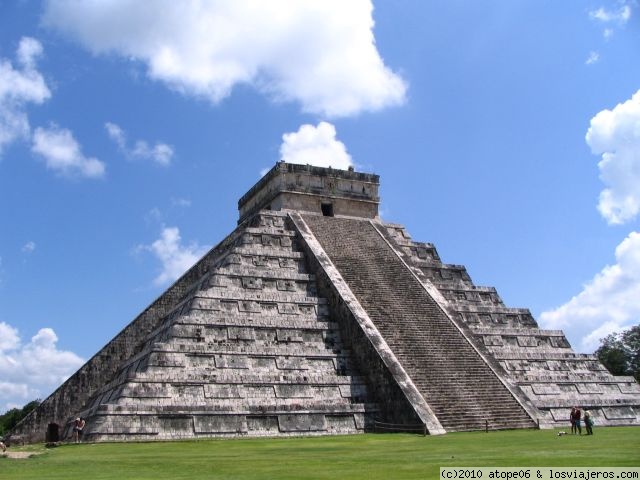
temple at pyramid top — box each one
[238,161,380,223]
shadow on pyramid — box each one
[10,162,640,443]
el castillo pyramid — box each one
[11,162,640,442]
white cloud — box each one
[32,124,106,178]
[585,51,600,65]
[16,37,45,69]
[21,241,36,254]
[139,227,209,286]
[586,89,640,225]
[0,322,84,412]
[0,322,20,351]
[589,3,632,41]
[589,4,632,24]
[280,122,353,170]
[104,121,125,149]
[43,0,406,117]
[105,121,174,166]
[540,231,640,352]
[0,37,51,155]
[132,141,173,166]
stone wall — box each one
[9,221,248,443]
[271,192,378,220]
[238,162,380,223]
[382,222,640,428]
[16,211,375,442]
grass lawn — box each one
[1,427,638,479]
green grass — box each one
[1,428,638,479]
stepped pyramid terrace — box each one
[11,162,640,442]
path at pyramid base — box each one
[10,163,640,443]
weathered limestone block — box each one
[619,381,640,393]
[275,329,304,343]
[243,385,276,398]
[246,415,279,433]
[194,415,248,434]
[325,415,356,432]
[275,385,315,398]
[278,303,298,315]
[275,357,308,370]
[215,355,250,369]
[602,407,636,420]
[278,414,326,432]
[204,385,243,399]
[227,327,255,341]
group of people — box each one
[569,406,594,435]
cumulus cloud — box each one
[31,124,106,178]
[0,322,20,351]
[0,321,84,411]
[279,122,353,170]
[138,227,209,286]
[0,37,51,155]
[42,0,406,117]
[586,89,640,225]
[105,121,174,166]
[540,231,640,352]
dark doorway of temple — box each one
[321,203,334,217]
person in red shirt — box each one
[571,407,582,435]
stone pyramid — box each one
[11,162,640,442]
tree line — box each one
[0,400,40,437]
[595,324,640,382]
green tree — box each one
[0,400,40,437]
[624,326,640,381]
[595,324,640,382]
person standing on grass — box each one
[584,410,594,435]
[570,407,577,434]
[77,417,86,442]
[72,417,85,443]
[574,407,582,435]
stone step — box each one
[303,215,535,432]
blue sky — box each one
[0,0,639,412]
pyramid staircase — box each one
[301,214,536,432]
[381,222,640,427]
